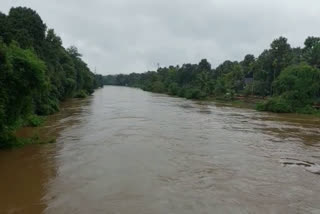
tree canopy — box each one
[0,7,104,147]
[104,36,320,114]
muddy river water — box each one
[0,86,319,214]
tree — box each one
[0,7,101,147]
[273,64,320,104]
[67,46,82,58]
[269,37,292,85]
[241,54,255,77]
[198,59,211,72]
[304,37,320,69]
[103,35,320,114]
[259,64,320,113]
[223,63,244,93]
[0,12,8,42]
[7,7,46,51]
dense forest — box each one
[104,36,320,115]
[0,7,104,147]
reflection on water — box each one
[0,86,319,214]
[0,97,93,214]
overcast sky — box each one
[1,0,320,75]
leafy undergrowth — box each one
[1,134,57,149]
[16,135,56,147]
[25,115,46,127]
[75,90,88,98]
[0,115,55,149]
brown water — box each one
[0,86,320,214]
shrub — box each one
[151,81,165,93]
[273,64,320,105]
[184,88,206,100]
[75,90,88,98]
[296,105,318,114]
[36,99,59,115]
[177,87,186,97]
[168,83,179,95]
[224,90,235,101]
[25,115,45,127]
[0,128,17,148]
[256,97,293,113]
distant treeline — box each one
[0,7,104,147]
[104,36,320,114]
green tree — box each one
[304,37,320,69]
[6,7,46,51]
[269,37,293,92]
[259,64,320,113]
[0,7,101,147]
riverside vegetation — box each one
[104,37,320,115]
[0,7,104,148]
[1,7,320,148]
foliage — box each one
[257,64,320,112]
[75,90,88,98]
[273,64,320,104]
[256,97,294,113]
[25,115,45,127]
[104,36,320,114]
[0,7,102,148]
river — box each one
[0,86,319,214]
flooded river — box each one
[0,86,320,214]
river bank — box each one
[6,97,93,149]
[8,86,320,151]
[136,86,320,117]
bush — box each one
[141,84,152,92]
[176,87,184,97]
[184,88,206,100]
[256,97,293,113]
[0,128,17,149]
[257,64,320,114]
[25,115,45,127]
[75,90,88,98]
[168,83,179,95]
[36,99,59,115]
[273,64,320,105]
[151,81,165,93]
[296,105,318,114]
[243,83,254,96]
[224,90,235,101]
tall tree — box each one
[7,7,46,52]
[304,37,320,69]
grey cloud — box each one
[1,0,320,74]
